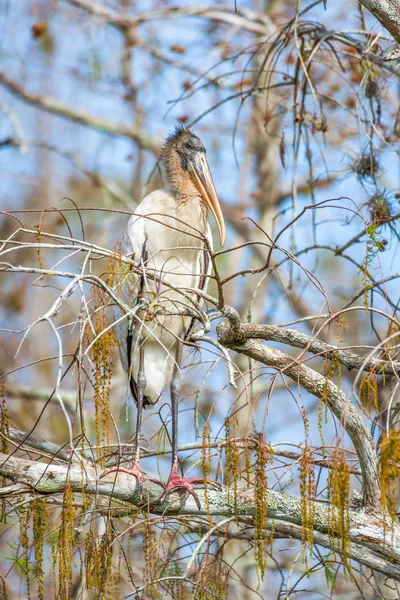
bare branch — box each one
[64,0,274,35]
[238,322,400,376]
[0,452,399,580]
[217,320,380,510]
[0,69,158,148]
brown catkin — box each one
[328,445,352,577]
[299,445,316,553]
[379,430,400,518]
[32,497,47,600]
[225,416,240,520]
[254,434,273,581]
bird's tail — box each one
[128,374,155,410]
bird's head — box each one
[161,126,226,246]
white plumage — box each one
[114,190,212,406]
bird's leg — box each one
[160,342,220,510]
[104,344,160,495]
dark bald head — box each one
[162,126,206,173]
[159,127,226,245]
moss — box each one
[368,192,392,225]
[349,152,381,181]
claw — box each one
[159,458,221,510]
[101,455,163,497]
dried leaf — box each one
[31,22,47,39]
[170,45,185,54]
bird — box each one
[108,126,225,507]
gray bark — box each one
[0,452,399,580]
[360,0,400,46]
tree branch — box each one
[237,322,400,376]
[360,0,400,46]
[0,69,158,149]
[0,452,398,579]
[217,321,381,510]
[64,0,273,35]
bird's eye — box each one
[184,142,193,150]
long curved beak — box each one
[189,153,226,247]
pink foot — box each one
[160,459,221,510]
[102,456,162,496]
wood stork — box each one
[109,126,225,507]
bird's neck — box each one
[176,192,208,234]
[160,156,208,233]
[161,158,196,199]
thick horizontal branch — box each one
[0,452,399,580]
[0,69,158,149]
[217,319,380,510]
[239,323,400,376]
